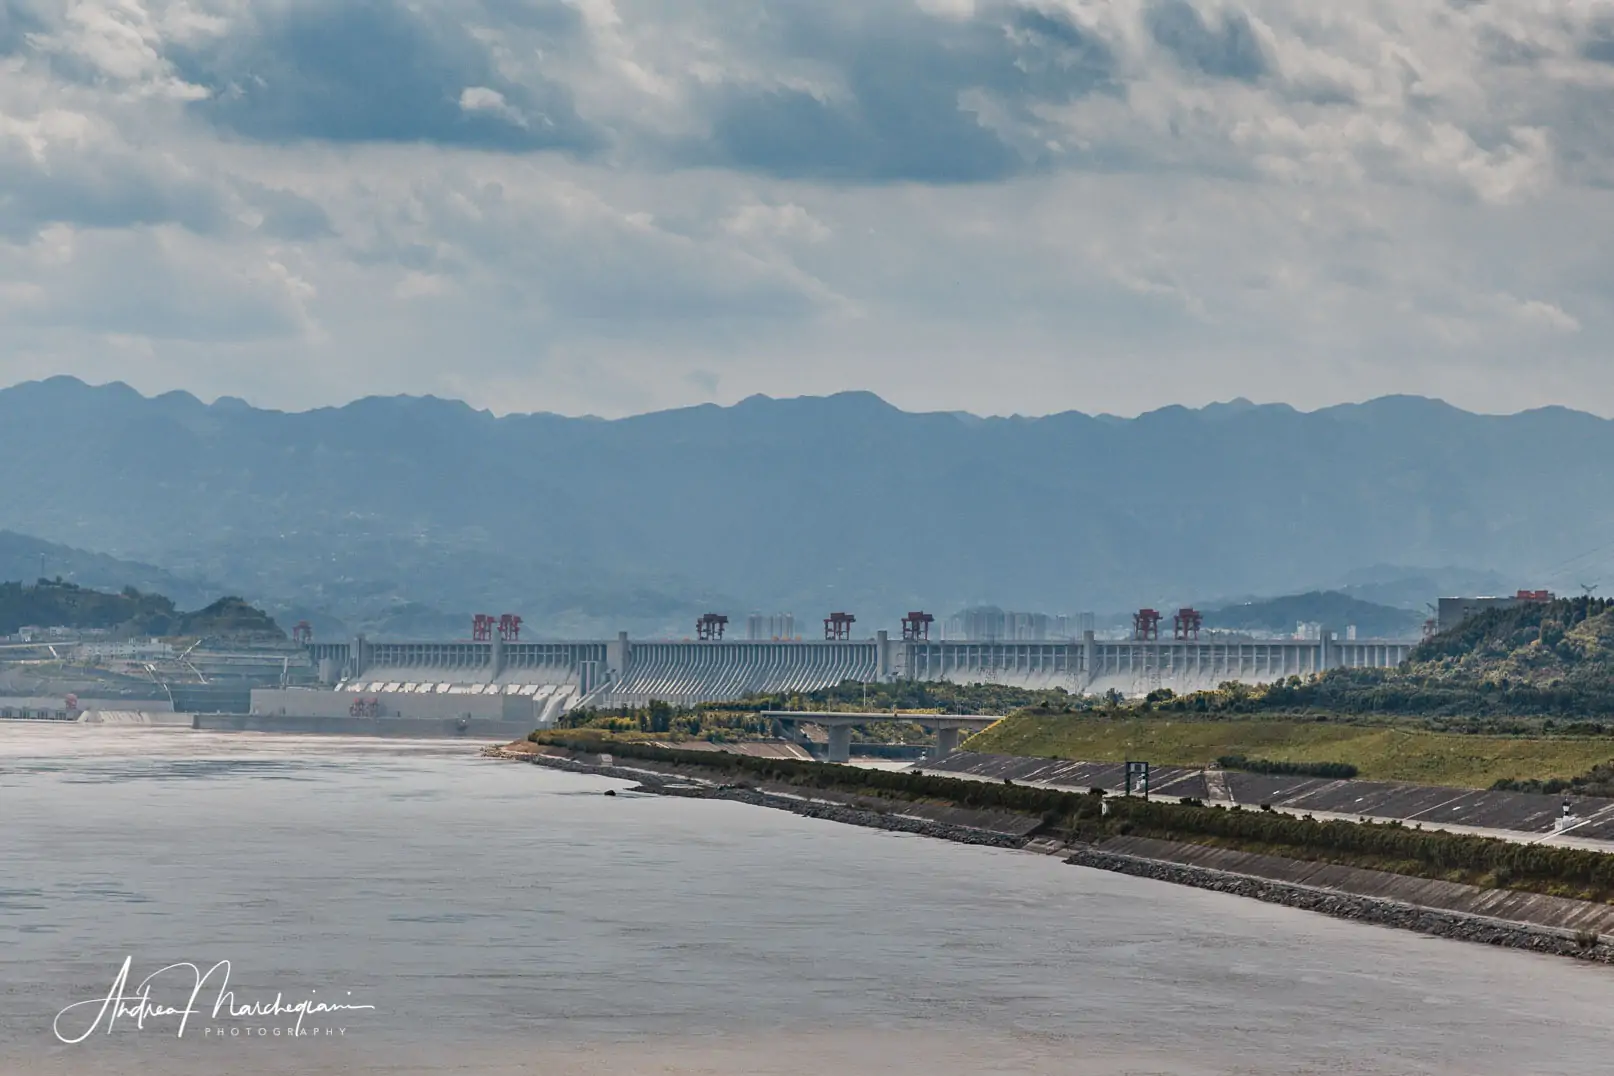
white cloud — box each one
[723,202,830,243]
[0,0,1612,418]
[458,86,525,127]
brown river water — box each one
[1,724,1610,1075]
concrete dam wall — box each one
[297,629,1414,713]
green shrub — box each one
[1218,755,1359,780]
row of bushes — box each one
[1106,796,1614,893]
[1216,755,1359,779]
[1492,760,1614,798]
[536,731,1614,894]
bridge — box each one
[763,710,1001,763]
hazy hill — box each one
[0,580,281,640]
[0,531,216,609]
[1204,591,1423,638]
[174,596,285,643]
[0,377,1609,638]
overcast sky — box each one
[2,0,1612,418]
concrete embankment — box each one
[495,745,1614,964]
[1063,837,1614,963]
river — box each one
[1,724,1611,1075]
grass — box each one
[966,714,1614,789]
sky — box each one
[2,0,1613,418]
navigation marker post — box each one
[1125,760,1150,800]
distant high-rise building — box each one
[746,612,797,640]
[946,607,1057,641]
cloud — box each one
[170,0,599,151]
[1145,0,1268,81]
[1,0,1614,421]
[0,223,313,341]
[0,99,230,239]
[683,3,1117,182]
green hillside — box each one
[1148,597,1614,719]
[1233,596,1614,716]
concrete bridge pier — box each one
[934,726,961,758]
[827,725,852,764]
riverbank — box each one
[492,742,1614,964]
[489,743,1029,846]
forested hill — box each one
[1239,597,1614,717]
[0,580,284,641]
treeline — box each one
[552,681,1043,744]
[533,732,1614,898]
[732,680,1073,716]
[1148,669,1614,719]
[556,700,775,741]
[1216,755,1358,779]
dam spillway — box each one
[286,630,1415,720]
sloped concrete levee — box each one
[1092,835,1614,938]
[927,751,1614,843]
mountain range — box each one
[0,377,1608,639]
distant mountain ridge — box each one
[0,376,1609,637]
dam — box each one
[263,628,1415,727]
